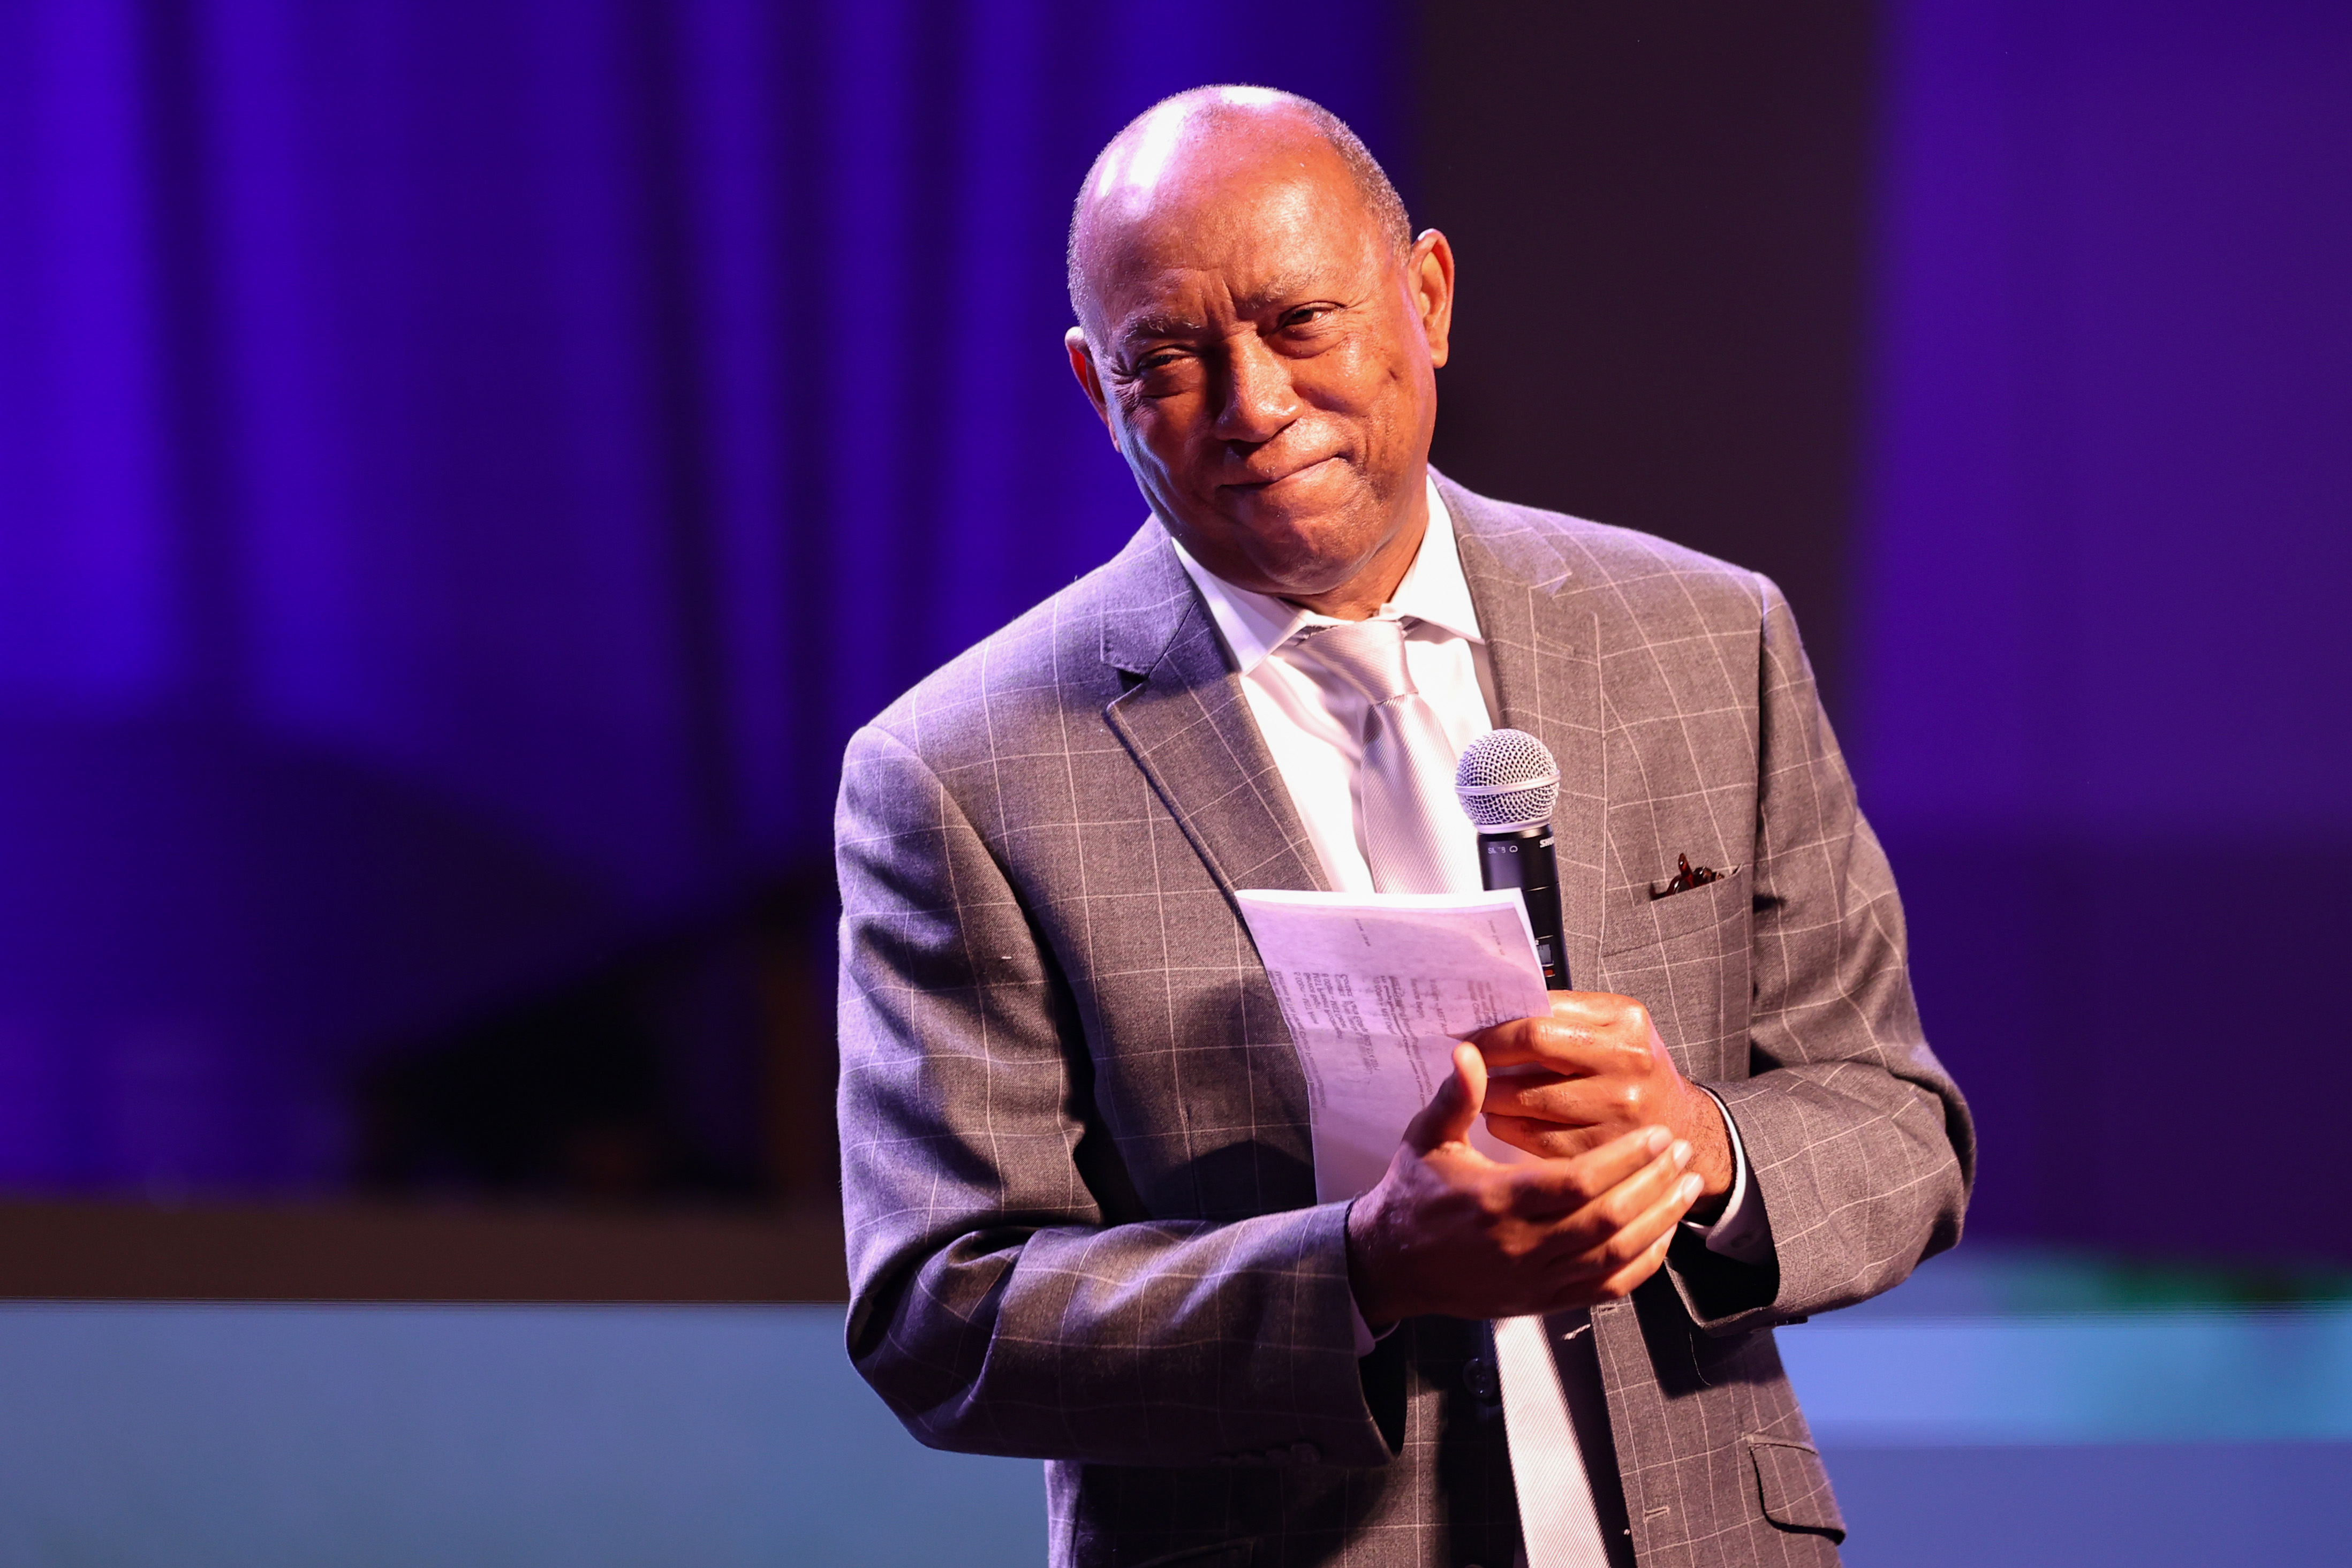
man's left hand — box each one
[1472,993,1736,1224]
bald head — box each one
[1056,84,1455,622]
[1067,87,1410,333]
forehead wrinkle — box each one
[1106,254,1357,350]
[1230,268,1338,314]
[1114,310,1207,350]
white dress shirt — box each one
[1173,480,1499,895]
[1170,476,1772,1564]
[1171,476,1767,1258]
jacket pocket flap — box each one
[1601,864,1744,954]
[1747,1438,1846,1541]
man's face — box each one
[1068,123,1453,607]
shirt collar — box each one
[1169,475,1485,676]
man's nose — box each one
[1211,334,1300,444]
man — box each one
[836,86,1970,1568]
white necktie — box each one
[1297,617,1459,895]
[1496,1315,1612,1567]
[1303,620,1611,1568]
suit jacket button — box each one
[1289,1441,1320,1465]
[1462,1356,1500,1403]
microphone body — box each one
[1455,729,1570,990]
[1477,823,1566,989]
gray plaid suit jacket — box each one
[835,475,1973,1568]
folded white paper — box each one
[1234,889,1555,1203]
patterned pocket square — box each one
[1650,853,1737,899]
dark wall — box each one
[1413,1,1879,709]
[1418,1,2352,1268]
[1422,1,2352,1267]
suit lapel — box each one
[1442,475,1608,987]
[1098,527,1327,901]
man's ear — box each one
[1064,327,1120,445]
[1408,229,1456,369]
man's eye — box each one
[1125,352,1205,393]
[1281,305,1335,329]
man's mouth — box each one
[1226,455,1339,491]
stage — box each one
[0,1245,2340,1566]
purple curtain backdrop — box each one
[1855,0,2352,1259]
[3,0,2344,1266]
[0,0,1401,1193]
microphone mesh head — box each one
[1455,729,1561,831]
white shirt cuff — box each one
[1343,1198,1403,1357]
[1684,1087,1773,1267]
[1348,1297,1381,1357]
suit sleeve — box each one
[833,721,1396,1467]
[1670,577,1976,1332]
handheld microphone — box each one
[1455,729,1568,989]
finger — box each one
[1516,1143,1690,1247]
[1605,1173,1703,1283]
[1479,1113,1609,1163]
[1579,1147,1698,1235]
[1489,1084,1680,1162]
[1543,990,1642,1026]
[1538,1220,1677,1313]
[1476,1012,1653,1076]
[1465,994,1610,1061]
[1404,1042,1487,1154]
[1479,1076,1569,1118]
[1592,1221,1678,1299]
[1483,1075,1627,1126]
[1557,1169,1702,1281]
[1474,1022,1599,1073]
[1481,1112,1647,1165]
[1500,1123,1672,1214]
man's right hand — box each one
[1344,1042,1702,1325]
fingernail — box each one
[1678,1174,1702,1202]
[1670,1140,1692,1170]
[1645,1127,1672,1155]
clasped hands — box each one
[1344,992,1734,1326]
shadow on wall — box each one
[0,711,838,1206]
[355,876,839,1208]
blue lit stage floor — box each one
[1787,1247,2352,1565]
[0,1246,2343,1567]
